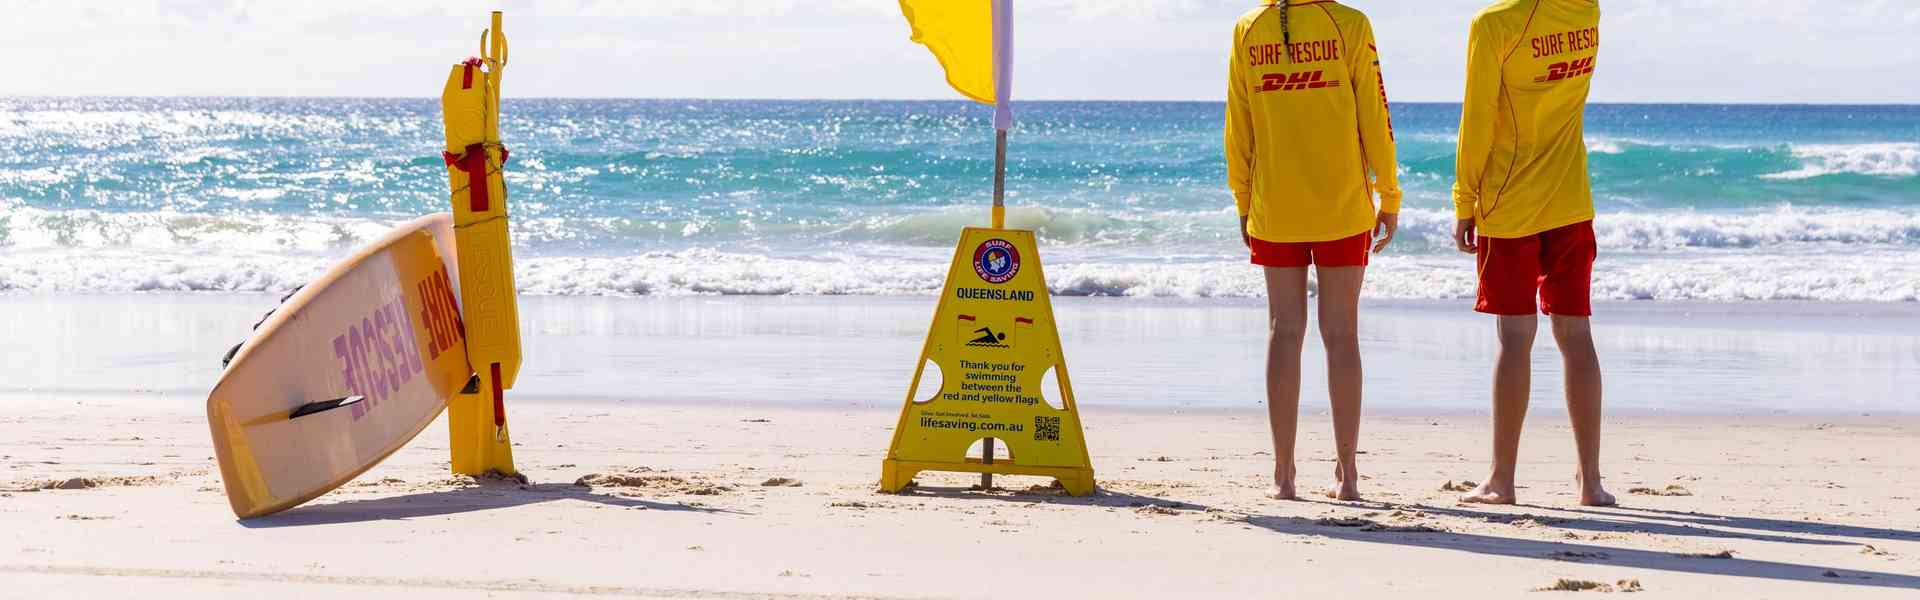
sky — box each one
[4,0,1918,103]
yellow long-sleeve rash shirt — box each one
[1452,0,1600,239]
[1226,0,1401,244]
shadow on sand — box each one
[1560,504,1920,544]
[890,483,1215,512]
[1396,503,1882,547]
[240,481,742,528]
[1239,499,1919,590]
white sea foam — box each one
[1762,143,1920,180]
[5,246,1915,303]
[0,249,331,294]
[5,205,1919,257]
[4,203,1918,302]
[1590,206,1920,248]
[0,205,393,253]
[1384,206,1920,251]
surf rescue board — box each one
[207,213,476,518]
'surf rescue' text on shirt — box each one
[1249,38,1342,66]
[1531,27,1598,59]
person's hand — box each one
[1371,211,1398,253]
[1240,215,1251,248]
[1453,218,1479,253]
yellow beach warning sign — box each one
[881,227,1095,495]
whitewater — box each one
[1,98,1916,302]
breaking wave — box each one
[5,205,1918,256]
[1760,143,1920,180]
[4,244,1916,303]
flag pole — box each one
[992,130,1007,230]
[981,0,1015,489]
[988,0,1013,230]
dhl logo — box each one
[1535,57,1596,83]
[1257,71,1343,93]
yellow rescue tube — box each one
[440,11,521,476]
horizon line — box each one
[6,94,1920,107]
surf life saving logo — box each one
[972,239,1021,284]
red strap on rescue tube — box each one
[460,57,483,89]
[440,144,509,212]
[440,143,493,212]
[463,143,490,212]
[489,362,506,428]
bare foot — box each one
[1324,463,1361,501]
[1460,480,1516,504]
[1324,482,1361,501]
[1578,475,1616,506]
[1266,464,1297,500]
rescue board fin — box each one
[288,395,367,420]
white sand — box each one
[3,399,1917,598]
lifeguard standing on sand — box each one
[1450,0,1614,506]
[1226,0,1401,501]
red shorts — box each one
[1250,231,1371,268]
[1475,220,1596,316]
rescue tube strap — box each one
[489,362,506,429]
[441,143,510,213]
[452,214,509,231]
[460,57,482,89]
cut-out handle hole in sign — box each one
[965,437,1015,462]
[913,358,942,405]
[1039,365,1066,411]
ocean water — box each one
[2,98,1917,302]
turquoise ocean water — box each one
[2,98,1916,301]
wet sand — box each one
[6,294,1919,414]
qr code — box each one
[1033,415,1061,442]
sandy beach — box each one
[4,395,1917,598]
[6,3,1920,597]
[3,295,1917,598]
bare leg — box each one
[1315,265,1366,501]
[1263,267,1309,500]
[1463,314,1537,504]
[1552,316,1615,506]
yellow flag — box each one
[900,0,994,105]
